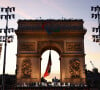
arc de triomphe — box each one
[16,19,86,85]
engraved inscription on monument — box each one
[66,42,82,51]
[20,42,35,51]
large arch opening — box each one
[41,50,60,82]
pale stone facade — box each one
[16,19,86,84]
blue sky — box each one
[0,0,100,81]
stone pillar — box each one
[16,54,41,84]
[61,54,86,84]
[61,37,86,84]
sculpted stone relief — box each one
[66,42,82,51]
[21,59,32,78]
[19,42,35,51]
[70,59,81,79]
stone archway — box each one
[41,49,60,81]
[16,19,86,85]
[39,42,62,82]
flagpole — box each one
[49,48,51,54]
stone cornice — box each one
[60,53,85,57]
[16,19,87,37]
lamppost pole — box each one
[2,7,8,90]
[0,7,15,90]
[91,5,100,45]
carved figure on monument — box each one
[21,59,32,78]
[70,59,80,78]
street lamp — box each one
[91,5,100,45]
[0,6,15,90]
